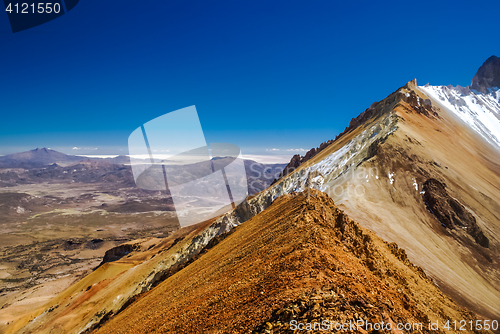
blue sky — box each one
[0,0,499,160]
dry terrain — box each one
[93,191,485,333]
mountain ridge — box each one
[0,148,84,167]
[222,62,500,318]
[94,190,482,334]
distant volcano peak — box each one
[471,55,500,93]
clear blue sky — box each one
[0,0,498,157]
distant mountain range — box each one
[0,148,287,195]
[0,147,132,168]
[0,147,84,167]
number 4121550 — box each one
[5,3,62,14]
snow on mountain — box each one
[258,102,402,206]
[420,85,500,150]
[306,116,397,194]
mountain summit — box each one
[0,148,84,167]
[471,55,500,93]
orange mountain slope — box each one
[94,190,484,334]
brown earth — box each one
[93,190,483,334]
[3,215,221,334]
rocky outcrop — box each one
[85,239,104,250]
[471,55,500,93]
[422,179,489,248]
[276,139,334,180]
[399,89,437,117]
[99,243,141,265]
[63,239,83,251]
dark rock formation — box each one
[63,239,83,251]
[471,55,500,93]
[99,243,141,266]
[422,179,489,248]
[400,89,437,117]
[275,139,334,181]
[85,238,104,250]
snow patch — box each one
[388,172,395,185]
[420,85,500,150]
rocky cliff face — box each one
[99,243,141,265]
[277,139,334,180]
[422,178,489,248]
[471,55,500,93]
